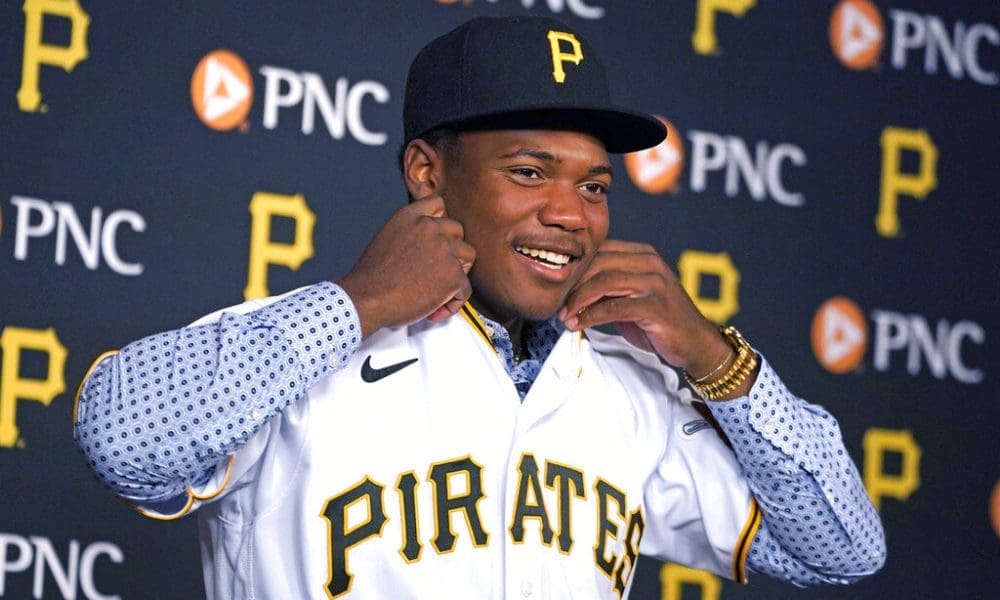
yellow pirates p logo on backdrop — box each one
[18,0,91,112]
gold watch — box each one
[683,326,759,401]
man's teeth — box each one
[515,246,571,267]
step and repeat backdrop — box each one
[1,0,997,598]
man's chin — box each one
[518,307,561,323]
[511,294,570,323]
[468,293,565,326]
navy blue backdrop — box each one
[1,1,998,598]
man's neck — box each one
[488,314,525,357]
[504,319,525,360]
[468,299,526,352]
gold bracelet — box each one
[691,346,735,383]
[683,326,759,401]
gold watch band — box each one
[683,326,759,401]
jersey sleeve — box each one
[639,382,760,582]
[702,357,886,585]
[72,281,361,515]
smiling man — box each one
[74,15,885,600]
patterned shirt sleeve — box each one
[702,358,886,585]
[73,281,361,503]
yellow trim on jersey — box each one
[732,497,762,584]
[460,303,496,354]
[574,330,583,377]
[73,349,119,424]
[127,455,236,521]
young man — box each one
[74,16,885,599]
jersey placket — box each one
[460,305,600,597]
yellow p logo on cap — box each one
[547,31,583,83]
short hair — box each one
[397,127,462,178]
[421,127,461,162]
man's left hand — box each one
[558,239,731,378]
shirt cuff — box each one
[700,356,833,475]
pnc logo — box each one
[191,49,254,131]
[829,2,999,85]
[10,195,147,276]
[623,117,808,207]
[812,296,868,374]
[624,117,684,195]
[829,0,884,70]
[188,50,389,145]
[811,296,985,384]
[434,0,606,20]
[0,532,123,599]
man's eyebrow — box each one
[588,165,613,177]
[498,148,559,162]
[498,148,614,177]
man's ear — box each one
[403,139,445,202]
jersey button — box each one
[329,354,341,368]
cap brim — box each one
[427,106,666,154]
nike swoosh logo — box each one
[361,355,418,383]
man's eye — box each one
[582,183,607,195]
[511,168,541,178]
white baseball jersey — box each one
[135,296,757,599]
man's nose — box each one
[538,183,587,231]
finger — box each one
[581,245,664,278]
[454,240,476,274]
[427,297,466,322]
[563,271,664,320]
[563,244,672,318]
[595,239,658,256]
[426,304,454,322]
[426,278,472,322]
[433,215,465,240]
[570,294,661,331]
[569,243,664,293]
[559,265,619,321]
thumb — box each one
[426,297,466,322]
[412,194,447,217]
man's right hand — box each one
[336,196,476,339]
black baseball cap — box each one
[403,16,666,153]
